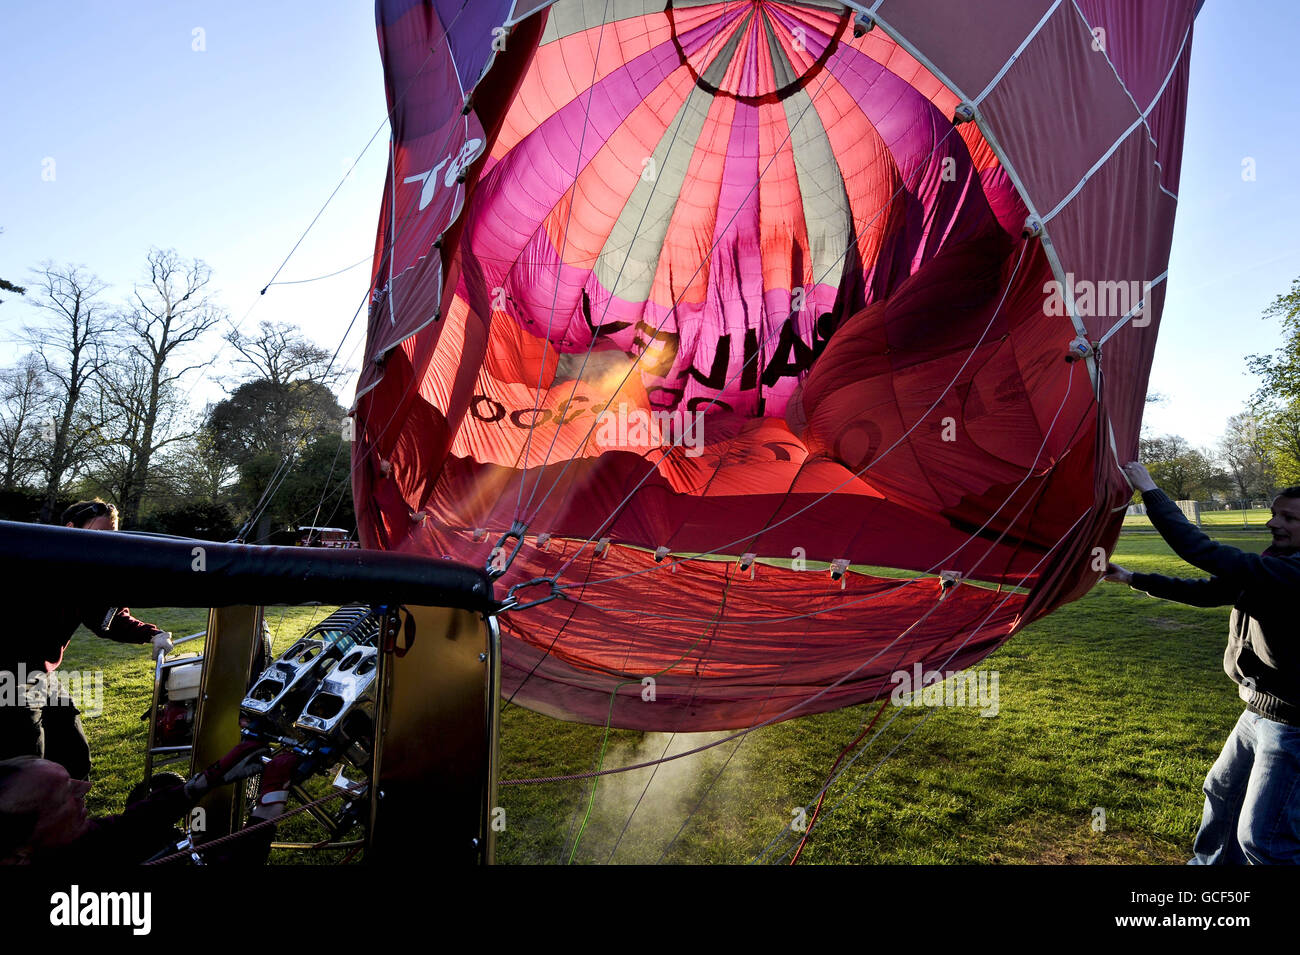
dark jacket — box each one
[34,783,273,865]
[4,605,162,675]
[1130,489,1300,726]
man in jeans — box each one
[1106,462,1300,863]
[0,500,173,779]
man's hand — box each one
[252,750,303,821]
[184,740,270,800]
[151,631,174,662]
[1121,461,1157,492]
[1103,562,1134,585]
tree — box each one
[1140,433,1220,500]
[153,421,239,506]
[207,378,345,468]
[1256,405,1300,486]
[87,353,193,524]
[0,353,50,491]
[212,321,350,540]
[208,379,346,541]
[0,277,25,307]
[98,248,225,526]
[225,320,344,394]
[234,432,354,541]
[1218,412,1275,503]
[1246,277,1300,484]
[23,263,114,522]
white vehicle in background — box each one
[296,526,358,549]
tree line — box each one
[1142,277,1300,505]
[0,250,354,541]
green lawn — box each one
[66,529,1262,864]
[1123,507,1273,529]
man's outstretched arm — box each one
[1121,462,1300,589]
[1107,562,1239,607]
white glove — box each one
[151,631,174,661]
[184,742,271,800]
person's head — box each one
[1265,487,1300,553]
[61,499,118,531]
[0,757,92,863]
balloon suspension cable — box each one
[564,566,734,863]
[486,519,530,578]
[263,253,374,288]
[258,12,471,297]
[194,28,451,424]
[246,80,480,539]
[231,2,495,537]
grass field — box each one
[64,526,1270,864]
[1123,506,1273,529]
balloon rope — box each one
[563,566,734,862]
[242,0,507,535]
[259,0,486,296]
[263,253,374,288]
[790,697,891,864]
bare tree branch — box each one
[22,262,114,521]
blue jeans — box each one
[1190,710,1300,864]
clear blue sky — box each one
[1,1,1297,447]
